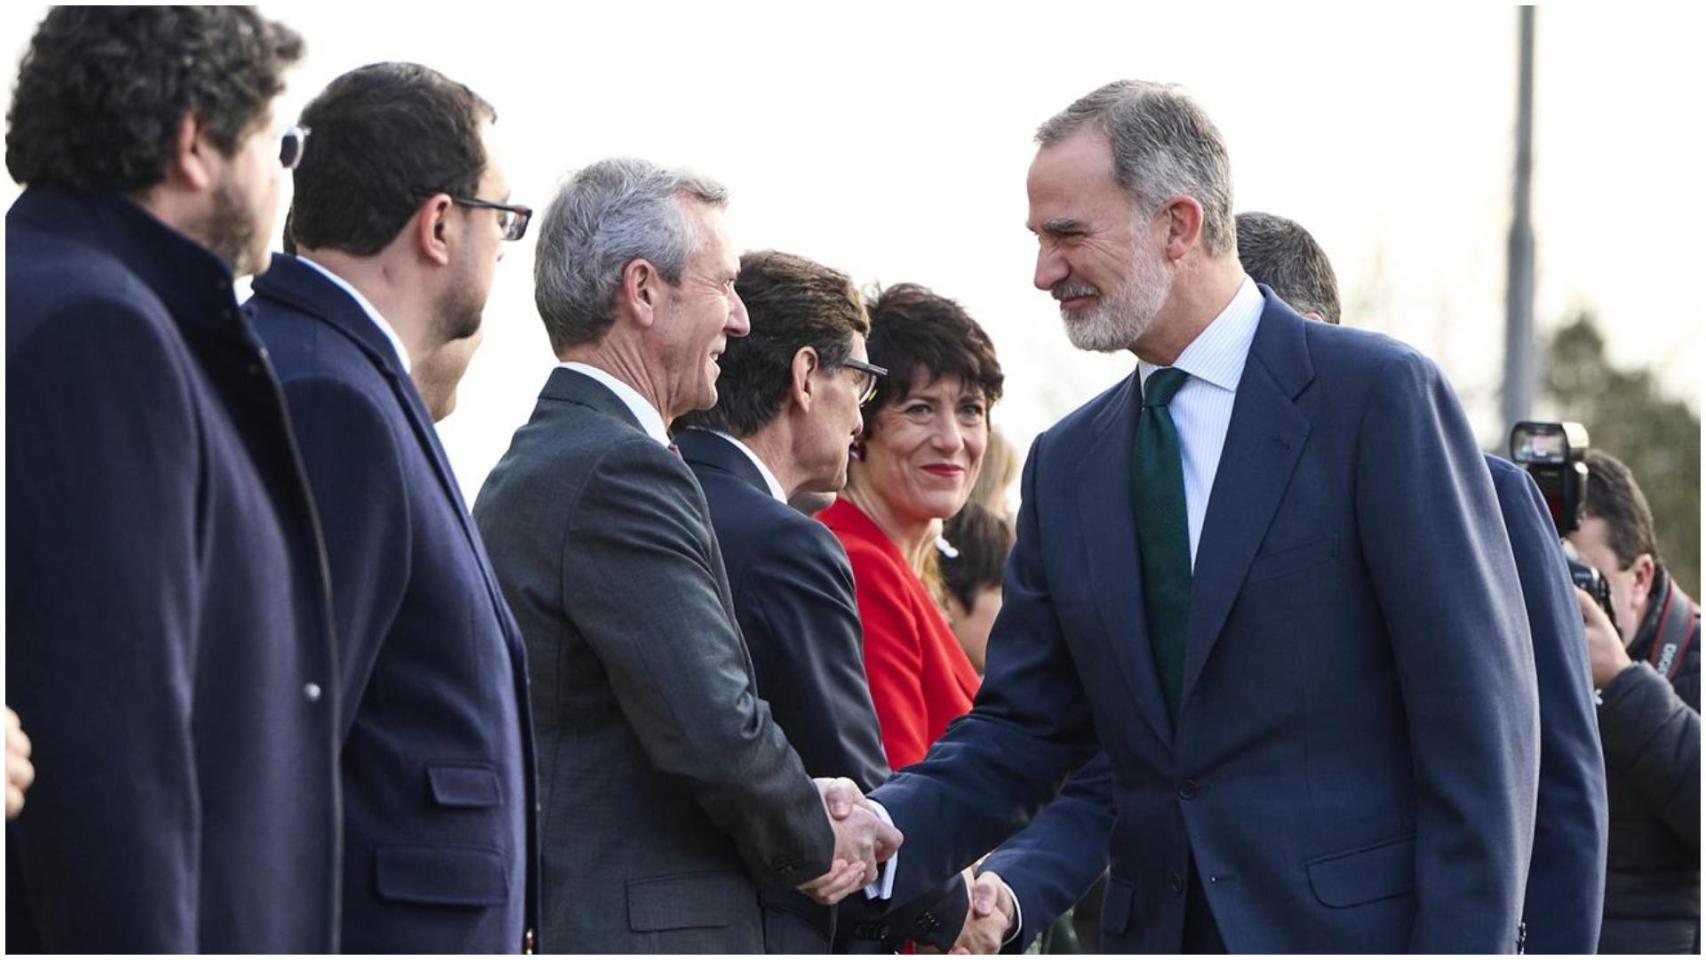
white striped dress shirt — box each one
[1136,275,1265,569]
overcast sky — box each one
[3,3,1700,503]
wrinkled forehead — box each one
[1026,131,1127,221]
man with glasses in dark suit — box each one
[245,62,537,954]
[672,250,949,952]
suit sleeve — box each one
[846,549,935,769]
[1599,662,1700,853]
[1493,463,1608,953]
[6,300,205,950]
[743,519,890,792]
[1353,350,1539,952]
[277,375,412,735]
[978,752,1115,952]
[559,438,833,887]
[873,437,1101,906]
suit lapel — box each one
[539,365,647,433]
[1074,371,1174,749]
[254,256,526,652]
[1179,297,1314,711]
[676,429,768,496]
[253,254,410,381]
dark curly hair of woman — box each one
[5,6,303,193]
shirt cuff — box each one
[1003,881,1023,947]
[863,799,897,900]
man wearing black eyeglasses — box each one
[243,63,537,953]
[5,7,341,953]
[671,250,922,950]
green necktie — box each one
[1133,366,1191,722]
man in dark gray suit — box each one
[474,158,899,953]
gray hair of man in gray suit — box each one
[534,157,729,355]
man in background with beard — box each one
[6,7,341,952]
[244,63,538,953]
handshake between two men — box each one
[798,777,903,905]
[802,777,1019,955]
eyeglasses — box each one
[279,125,310,170]
[835,357,888,406]
[410,189,533,241]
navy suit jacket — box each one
[678,428,975,952]
[6,189,341,951]
[677,430,889,794]
[977,458,1608,953]
[246,254,537,953]
[873,290,1540,953]
[1486,455,1608,952]
[678,429,889,950]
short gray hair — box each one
[533,157,729,352]
[1037,80,1235,257]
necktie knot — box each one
[1142,367,1189,408]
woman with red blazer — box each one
[819,282,1004,770]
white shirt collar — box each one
[557,361,671,447]
[294,254,412,374]
[701,430,787,502]
[1138,274,1264,392]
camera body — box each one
[1565,547,1616,632]
[1509,421,1619,637]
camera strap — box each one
[1645,584,1699,681]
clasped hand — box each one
[795,777,903,905]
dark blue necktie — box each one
[1133,367,1192,722]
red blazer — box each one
[819,499,980,770]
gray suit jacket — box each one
[473,366,834,952]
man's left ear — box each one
[413,194,455,267]
[791,346,819,411]
[1161,195,1205,261]
[1632,553,1658,596]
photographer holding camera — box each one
[1566,449,1699,954]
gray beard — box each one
[1061,251,1169,353]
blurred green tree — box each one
[1543,313,1700,597]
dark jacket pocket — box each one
[1246,536,1339,585]
[375,844,509,906]
[627,870,754,932]
[1101,876,1135,935]
[1305,834,1416,907]
[426,762,501,808]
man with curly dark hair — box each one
[5,7,341,953]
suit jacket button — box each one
[1178,780,1198,800]
[303,682,322,702]
[1168,871,1184,895]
